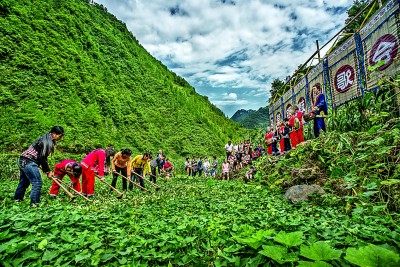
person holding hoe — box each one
[130,152,151,190]
[81,147,115,197]
[49,160,82,197]
[14,126,65,206]
[111,148,132,191]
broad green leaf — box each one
[75,250,91,263]
[273,231,304,247]
[258,245,298,264]
[300,241,341,261]
[330,166,344,178]
[233,230,274,249]
[38,239,48,250]
[362,191,379,197]
[90,241,103,250]
[298,261,332,267]
[367,125,381,134]
[381,179,400,186]
[372,205,387,212]
[118,257,127,264]
[366,137,385,146]
[42,250,58,261]
[345,244,400,266]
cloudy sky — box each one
[94,0,354,117]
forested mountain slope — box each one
[0,0,246,157]
[231,107,269,129]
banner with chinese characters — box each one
[306,61,325,109]
[282,89,293,118]
[360,0,399,91]
[293,77,308,113]
[327,37,362,108]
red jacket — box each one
[54,159,80,178]
[296,110,303,126]
[81,149,106,176]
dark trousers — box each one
[314,118,326,137]
[14,157,43,206]
[283,138,292,152]
[150,167,157,183]
[131,168,145,190]
[111,166,127,191]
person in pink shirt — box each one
[222,159,230,181]
[81,147,115,197]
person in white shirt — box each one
[203,157,210,177]
[224,141,233,159]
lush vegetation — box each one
[0,0,247,158]
[1,0,399,266]
[231,107,270,129]
[0,176,399,266]
[231,109,256,124]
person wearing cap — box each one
[14,126,65,206]
[49,159,82,197]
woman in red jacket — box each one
[264,127,274,155]
[81,147,115,197]
[288,110,299,148]
[294,105,305,143]
[49,160,82,196]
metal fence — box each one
[269,0,399,126]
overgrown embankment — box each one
[256,118,400,212]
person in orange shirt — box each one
[111,148,132,191]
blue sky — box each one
[94,0,355,117]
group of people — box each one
[183,140,264,182]
[184,156,218,178]
[265,83,328,155]
[13,126,173,206]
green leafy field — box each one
[1,176,399,266]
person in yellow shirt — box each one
[111,148,132,191]
[130,152,151,190]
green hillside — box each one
[0,0,247,157]
[231,107,269,129]
[231,109,255,123]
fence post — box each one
[322,58,333,112]
[354,31,366,95]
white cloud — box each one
[94,0,354,116]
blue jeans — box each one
[131,168,145,190]
[14,157,43,206]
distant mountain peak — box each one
[231,107,269,129]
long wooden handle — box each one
[114,172,151,193]
[148,172,166,181]
[56,178,91,201]
[132,171,161,189]
[95,174,123,198]
[51,177,76,199]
